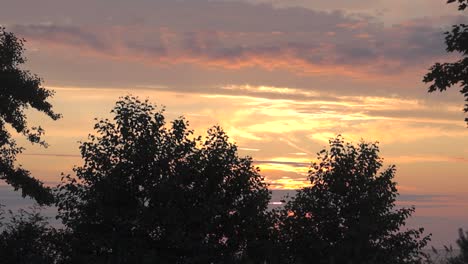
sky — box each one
[1,0,468,247]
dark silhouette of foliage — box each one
[448,0,468,10]
[0,207,66,264]
[425,245,456,264]
[56,96,272,263]
[423,1,468,125]
[277,136,430,264]
[0,27,61,205]
[446,229,468,264]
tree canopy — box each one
[0,207,65,264]
[277,137,430,264]
[448,0,468,10]
[445,229,468,264]
[56,96,272,263]
[0,27,61,205]
[423,0,468,125]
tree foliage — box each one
[423,0,468,125]
[446,229,468,264]
[0,27,60,204]
[448,0,468,10]
[0,207,65,264]
[56,96,272,263]
[277,137,430,264]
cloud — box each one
[13,24,107,51]
[239,0,463,25]
[7,0,462,79]
[254,160,310,167]
[20,153,81,158]
[198,87,467,146]
[387,155,468,164]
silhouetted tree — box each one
[0,27,61,205]
[0,207,66,264]
[423,0,468,125]
[448,0,468,10]
[277,136,430,264]
[447,229,468,264]
[56,96,272,263]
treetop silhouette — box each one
[448,0,468,10]
[277,136,430,264]
[56,95,272,263]
[0,27,61,205]
[423,0,468,125]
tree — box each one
[446,228,468,264]
[0,27,61,205]
[448,0,468,10]
[423,0,468,125]
[277,136,430,264]
[0,207,66,264]
[56,96,272,263]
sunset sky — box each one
[1,0,468,247]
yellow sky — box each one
[11,84,467,195]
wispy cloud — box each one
[198,87,466,148]
[388,155,468,164]
[21,153,80,158]
[7,0,462,79]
